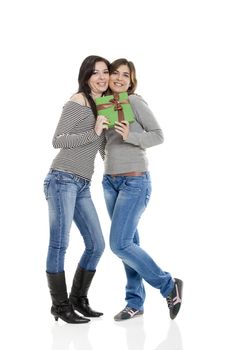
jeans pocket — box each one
[43,174,52,200]
[43,180,50,200]
[57,172,74,184]
[102,175,111,189]
[145,189,151,206]
[144,180,152,206]
[124,177,142,192]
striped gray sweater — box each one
[50,101,105,180]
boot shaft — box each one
[70,265,96,297]
[46,271,68,305]
[69,266,103,317]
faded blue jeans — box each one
[44,170,105,273]
[102,172,174,311]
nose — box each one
[116,73,123,81]
[99,72,106,80]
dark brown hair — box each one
[78,55,110,116]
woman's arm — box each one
[124,94,164,149]
[98,134,106,160]
[52,100,99,149]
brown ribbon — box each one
[96,93,129,123]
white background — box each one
[1,0,227,349]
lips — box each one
[109,80,127,92]
[97,82,108,89]
[113,82,124,87]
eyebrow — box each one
[114,69,130,75]
[93,69,109,72]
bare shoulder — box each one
[70,92,87,106]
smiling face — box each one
[108,64,131,94]
[88,61,109,98]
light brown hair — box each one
[109,58,137,95]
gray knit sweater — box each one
[104,94,164,174]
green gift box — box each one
[95,92,135,128]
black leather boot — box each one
[46,271,90,323]
[69,266,103,317]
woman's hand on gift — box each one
[95,115,109,136]
[114,121,129,141]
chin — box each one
[113,88,123,93]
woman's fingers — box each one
[95,115,109,135]
[114,121,129,140]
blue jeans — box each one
[44,170,105,273]
[102,172,174,311]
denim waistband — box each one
[49,169,90,183]
[105,171,150,179]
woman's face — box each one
[88,61,109,97]
[109,64,131,93]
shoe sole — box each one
[114,312,144,322]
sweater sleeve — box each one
[125,95,164,149]
[52,101,99,149]
[98,134,106,160]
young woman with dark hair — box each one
[44,55,109,324]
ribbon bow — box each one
[96,93,129,123]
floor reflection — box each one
[51,322,93,350]
[114,317,183,350]
[154,321,183,350]
[115,317,146,350]
[50,315,183,350]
